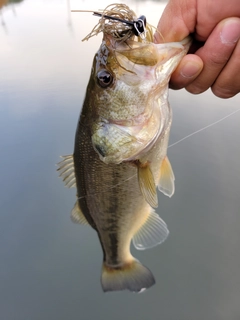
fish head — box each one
[88,33,191,164]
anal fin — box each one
[158,156,175,197]
[138,162,158,208]
[71,201,89,225]
[133,210,169,250]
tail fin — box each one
[101,259,155,293]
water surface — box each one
[1,1,240,320]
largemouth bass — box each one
[58,4,191,293]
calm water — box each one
[1,1,240,319]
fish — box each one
[58,4,191,293]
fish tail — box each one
[101,259,155,293]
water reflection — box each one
[0,0,24,31]
[1,0,240,319]
[0,0,24,11]
[0,0,8,9]
[66,0,73,31]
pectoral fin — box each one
[57,155,76,188]
[158,156,175,197]
[133,210,169,250]
[71,201,89,225]
[138,163,158,208]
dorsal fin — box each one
[138,162,158,208]
[71,201,89,225]
[158,156,175,197]
[57,154,76,188]
[133,210,169,250]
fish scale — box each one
[58,3,191,292]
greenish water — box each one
[1,1,240,319]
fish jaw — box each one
[155,37,192,85]
[91,97,163,164]
[90,37,191,164]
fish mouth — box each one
[180,36,192,50]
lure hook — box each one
[93,12,147,39]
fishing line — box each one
[168,107,240,149]
[74,108,240,199]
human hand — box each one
[154,0,240,98]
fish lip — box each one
[180,36,192,49]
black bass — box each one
[58,4,191,293]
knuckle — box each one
[208,51,229,66]
[169,82,184,90]
[211,86,238,99]
[185,82,207,94]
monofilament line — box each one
[168,107,240,149]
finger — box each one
[154,0,196,43]
[196,0,240,41]
[185,18,240,94]
[211,39,240,98]
[155,0,240,43]
[169,54,203,90]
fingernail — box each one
[220,18,240,44]
[180,61,202,78]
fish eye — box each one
[97,70,113,88]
